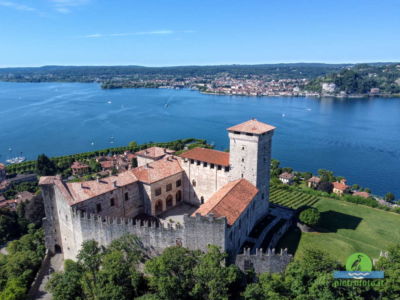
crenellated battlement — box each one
[236,247,293,274]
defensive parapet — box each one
[66,208,227,260]
[235,248,293,274]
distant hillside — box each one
[0,63,350,82]
[305,63,400,95]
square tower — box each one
[227,119,275,207]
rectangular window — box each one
[234,131,241,135]
[96,204,102,213]
[217,165,222,170]
[155,188,162,196]
[125,192,129,201]
[176,179,182,187]
[210,164,214,169]
[203,162,208,167]
[166,183,172,192]
[110,198,115,206]
[224,166,229,172]
[246,133,253,136]
[190,159,194,164]
[197,161,201,166]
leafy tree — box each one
[0,277,27,300]
[36,154,57,176]
[243,273,289,300]
[317,169,335,182]
[316,181,333,193]
[384,192,395,202]
[299,208,320,227]
[128,141,138,149]
[46,260,84,300]
[374,244,400,298]
[145,246,199,300]
[191,245,241,300]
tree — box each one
[299,208,320,227]
[374,244,400,298]
[145,246,199,300]
[36,154,57,176]
[384,192,395,202]
[317,169,335,183]
[46,260,84,300]
[316,181,333,193]
[191,245,241,300]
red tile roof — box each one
[279,172,294,180]
[0,163,5,170]
[227,119,276,135]
[135,147,175,159]
[67,172,138,204]
[333,181,349,191]
[353,191,370,198]
[132,157,183,184]
[307,176,321,183]
[71,161,89,169]
[100,161,114,169]
[193,179,258,226]
[179,148,230,167]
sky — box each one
[0,0,399,67]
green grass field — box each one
[270,186,320,209]
[277,197,400,264]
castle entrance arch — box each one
[155,200,163,215]
[166,195,173,208]
[176,190,182,202]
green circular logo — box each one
[346,252,372,272]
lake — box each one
[0,82,399,197]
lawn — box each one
[277,197,400,264]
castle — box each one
[39,119,277,261]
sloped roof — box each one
[71,161,89,169]
[179,148,230,167]
[333,181,349,191]
[135,147,175,159]
[227,119,276,134]
[67,172,138,204]
[307,176,321,183]
[279,172,294,180]
[132,157,183,184]
[193,179,258,226]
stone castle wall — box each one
[179,157,229,206]
[60,204,227,260]
[235,248,293,274]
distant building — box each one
[332,179,350,196]
[307,176,321,189]
[135,147,175,167]
[322,83,336,93]
[279,172,294,185]
[370,88,380,95]
[352,191,370,199]
[71,161,90,176]
[0,163,6,182]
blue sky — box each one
[0,0,399,67]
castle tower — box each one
[227,119,275,208]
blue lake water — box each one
[0,82,399,197]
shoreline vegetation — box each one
[1,62,399,98]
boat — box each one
[6,156,26,164]
[107,101,112,104]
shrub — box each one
[299,208,320,227]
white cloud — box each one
[0,1,37,12]
[50,0,90,13]
[83,30,176,38]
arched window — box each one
[166,195,173,208]
[200,196,204,204]
[176,190,182,202]
[155,200,163,215]
[192,179,196,187]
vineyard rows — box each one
[270,186,319,209]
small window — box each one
[196,161,201,166]
[125,192,129,201]
[241,173,244,178]
[155,188,162,196]
[246,133,253,136]
[166,183,172,192]
[203,162,208,167]
[242,158,244,162]
[192,179,196,187]
[217,165,222,171]
[210,164,214,169]
[110,198,115,206]
[176,179,182,187]
[262,193,265,199]
[224,166,229,172]
[234,131,241,135]
[190,159,194,164]
[96,204,102,213]
[200,196,204,204]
